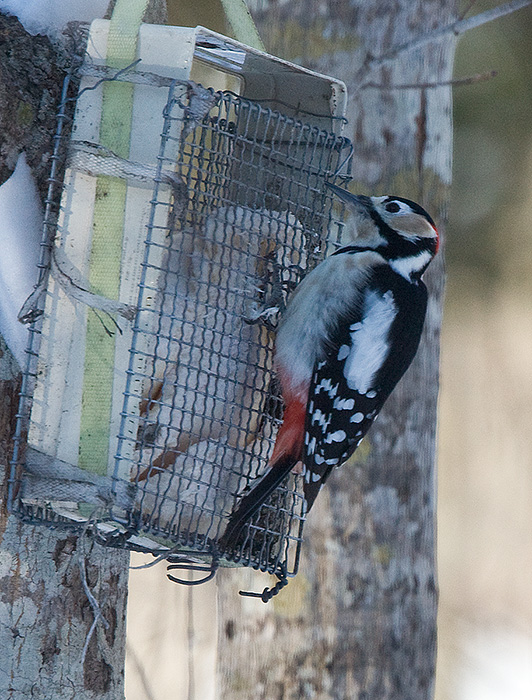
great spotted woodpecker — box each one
[221,183,438,547]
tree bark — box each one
[0,12,130,700]
[1,335,128,700]
[217,2,456,699]
[0,13,65,197]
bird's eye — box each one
[385,202,401,213]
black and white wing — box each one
[302,267,427,510]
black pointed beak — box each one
[325,183,373,213]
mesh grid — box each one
[11,76,351,580]
[114,83,350,575]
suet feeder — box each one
[10,19,351,586]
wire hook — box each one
[238,563,289,603]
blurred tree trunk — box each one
[0,9,156,700]
[217,2,456,699]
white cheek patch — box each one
[390,250,432,279]
[343,289,396,394]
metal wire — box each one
[10,74,352,583]
[8,71,76,512]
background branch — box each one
[361,70,497,91]
[355,0,532,87]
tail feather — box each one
[219,391,307,551]
[219,456,296,550]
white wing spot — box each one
[311,409,330,429]
[325,429,346,443]
[311,472,322,482]
[337,344,350,361]
[351,412,364,423]
[366,389,377,399]
[315,378,338,396]
[333,397,355,410]
[314,453,325,465]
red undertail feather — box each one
[269,394,306,467]
[218,389,307,549]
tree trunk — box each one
[1,336,129,700]
[217,2,456,698]
[0,12,130,700]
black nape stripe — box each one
[331,245,375,256]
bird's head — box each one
[326,183,439,279]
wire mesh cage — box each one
[9,22,352,584]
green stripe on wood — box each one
[79,176,128,474]
[78,0,148,474]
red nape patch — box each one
[269,396,306,466]
[433,226,440,254]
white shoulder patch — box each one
[343,289,396,394]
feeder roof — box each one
[193,26,347,133]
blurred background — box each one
[125,2,532,698]
[437,4,532,698]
